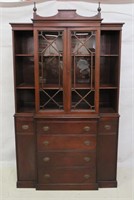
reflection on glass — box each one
[71,31,96,110]
[38,31,63,110]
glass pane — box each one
[38,31,64,110]
[40,89,63,110]
[71,31,96,111]
[72,89,95,110]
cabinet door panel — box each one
[16,135,36,180]
[70,30,97,112]
[38,30,64,111]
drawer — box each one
[38,151,96,168]
[36,120,97,135]
[99,119,118,135]
[37,135,96,151]
[38,167,96,184]
[15,117,34,135]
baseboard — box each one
[36,183,98,190]
[98,180,117,188]
[17,181,36,188]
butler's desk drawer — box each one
[37,135,96,151]
[15,117,34,135]
[38,151,96,168]
[36,120,97,135]
[38,167,96,184]
[99,118,118,135]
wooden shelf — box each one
[100,85,118,89]
[72,87,95,90]
[42,54,63,57]
[15,54,34,57]
[100,54,119,57]
[16,83,35,89]
[17,107,35,113]
[99,107,116,113]
[39,84,63,90]
[72,54,95,57]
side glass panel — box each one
[38,31,64,110]
[71,31,96,110]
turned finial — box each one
[33,2,37,13]
[97,2,101,13]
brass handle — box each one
[21,125,29,130]
[43,126,50,132]
[83,126,90,132]
[43,140,49,146]
[84,157,91,162]
[84,174,90,179]
[84,140,90,146]
[104,124,111,130]
[43,157,50,162]
[44,174,50,178]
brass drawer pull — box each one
[44,174,50,178]
[84,174,90,179]
[84,157,91,162]
[43,126,50,132]
[104,124,111,130]
[21,125,29,130]
[83,126,90,132]
[43,140,49,146]
[43,157,50,162]
[84,140,90,146]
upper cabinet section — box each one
[10,5,124,114]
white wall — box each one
[0,1,134,168]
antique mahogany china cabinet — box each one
[11,3,123,190]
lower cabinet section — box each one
[14,115,119,190]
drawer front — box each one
[38,151,96,168]
[37,135,96,151]
[38,167,96,184]
[15,117,34,135]
[99,119,118,135]
[36,121,97,135]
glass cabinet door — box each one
[38,30,64,110]
[71,31,96,111]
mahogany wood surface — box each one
[11,9,123,190]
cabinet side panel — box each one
[97,134,117,181]
[16,134,36,181]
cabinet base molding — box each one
[36,183,99,190]
[98,181,117,188]
[17,181,117,190]
[17,181,35,188]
